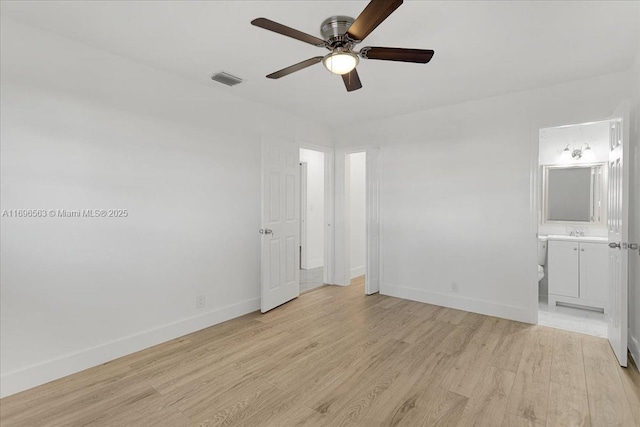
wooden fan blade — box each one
[346,0,403,42]
[361,47,434,63]
[342,68,362,92]
[266,57,324,79]
[251,18,326,47]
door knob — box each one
[608,242,621,249]
[629,243,639,250]
[259,228,274,235]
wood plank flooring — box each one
[1,277,639,426]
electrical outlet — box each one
[451,282,459,293]
[196,295,206,309]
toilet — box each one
[538,236,548,281]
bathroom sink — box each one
[545,234,608,243]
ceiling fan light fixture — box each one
[323,50,359,75]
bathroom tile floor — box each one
[299,267,324,293]
[538,295,607,337]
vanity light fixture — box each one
[561,144,593,160]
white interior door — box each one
[261,138,300,313]
[607,107,629,367]
[365,148,380,295]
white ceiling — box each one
[1,1,639,128]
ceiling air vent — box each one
[211,71,243,87]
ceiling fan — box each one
[251,0,434,92]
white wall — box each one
[334,69,632,324]
[538,121,610,238]
[349,153,366,278]
[299,148,324,270]
[628,55,640,366]
[0,19,333,397]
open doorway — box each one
[536,120,611,337]
[334,147,380,294]
[299,148,325,293]
[348,152,366,284]
[535,108,631,367]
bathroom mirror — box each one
[542,163,605,225]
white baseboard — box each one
[382,283,536,324]
[306,258,324,270]
[0,297,260,398]
[629,331,640,368]
[350,266,365,279]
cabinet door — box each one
[579,242,609,307]
[548,240,579,297]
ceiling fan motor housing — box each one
[321,16,355,48]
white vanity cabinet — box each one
[548,237,608,312]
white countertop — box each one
[544,234,609,244]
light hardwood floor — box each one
[1,277,639,426]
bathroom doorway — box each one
[536,121,611,337]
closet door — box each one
[548,240,579,297]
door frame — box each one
[531,117,629,340]
[299,142,335,286]
[532,119,615,324]
[334,146,382,293]
[299,162,308,270]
